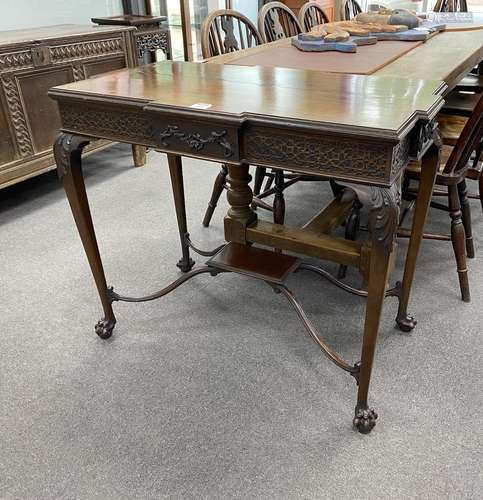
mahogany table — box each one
[49,29,481,433]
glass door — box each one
[148,0,264,60]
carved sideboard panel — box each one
[0,25,137,189]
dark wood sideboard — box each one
[0,24,139,190]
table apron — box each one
[56,100,434,187]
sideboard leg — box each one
[354,184,400,434]
[167,153,195,272]
[54,133,116,339]
[396,136,441,332]
[132,145,147,167]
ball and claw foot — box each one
[353,406,378,434]
[176,257,195,273]
[95,318,116,339]
[396,313,417,332]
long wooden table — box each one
[49,29,481,434]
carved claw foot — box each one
[353,406,378,434]
[396,313,417,332]
[95,318,116,339]
[177,257,195,273]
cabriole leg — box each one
[54,133,116,339]
[353,184,400,433]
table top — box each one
[50,61,443,141]
[207,30,483,91]
[425,11,483,31]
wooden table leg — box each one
[167,154,195,272]
[224,162,257,244]
[54,133,116,339]
[396,137,441,332]
[353,184,400,433]
[132,145,147,167]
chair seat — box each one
[438,114,467,146]
[456,73,483,93]
[443,92,480,118]
[406,145,453,176]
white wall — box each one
[0,0,123,31]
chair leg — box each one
[478,170,483,213]
[203,164,228,227]
[449,184,470,302]
[253,167,266,197]
[457,179,475,258]
[264,170,275,192]
[338,198,362,279]
[273,170,285,225]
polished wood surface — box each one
[208,30,483,91]
[51,61,442,140]
[378,29,483,90]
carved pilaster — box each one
[1,77,34,157]
[72,65,85,81]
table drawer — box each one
[152,118,239,163]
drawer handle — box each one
[159,125,233,158]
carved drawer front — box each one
[243,126,405,186]
[153,119,239,162]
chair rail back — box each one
[258,1,303,42]
[433,0,468,12]
[343,0,363,20]
[298,2,329,32]
[443,94,483,176]
[201,9,263,59]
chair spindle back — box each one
[258,2,303,42]
[201,9,263,59]
[298,2,330,32]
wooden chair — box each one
[438,114,483,211]
[402,94,483,302]
[433,0,468,12]
[298,2,329,32]
[258,2,303,42]
[201,9,263,59]
[343,0,363,20]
